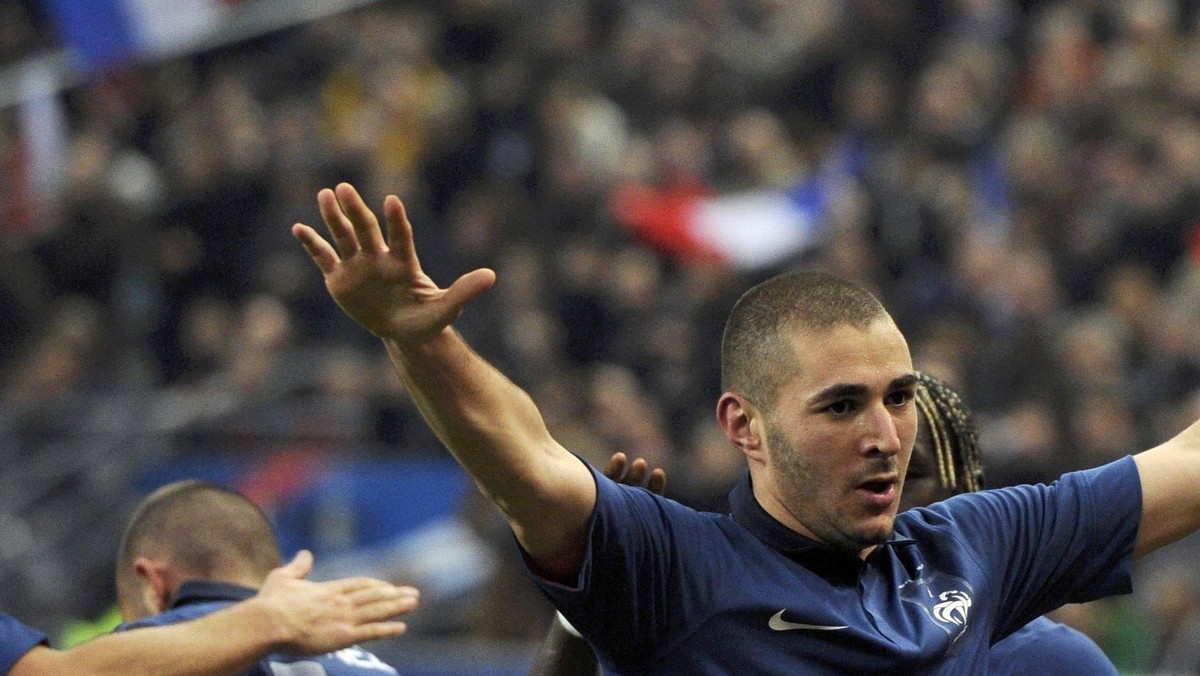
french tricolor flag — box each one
[40,0,231,71]
[611,176,831,270]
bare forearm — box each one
[384,329,561,501]
[382,329,595,569]
[38,601,279,675]
[1134,420,1200,558]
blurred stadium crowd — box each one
[3,0,1200,672]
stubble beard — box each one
[767,424,895,551]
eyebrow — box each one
[806,373,918,406]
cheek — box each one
[899,478,937,511]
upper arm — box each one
[502,446,598,583]
[1134,437,1200,558]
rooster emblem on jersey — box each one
[932,589,972,627]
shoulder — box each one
[900,456,1141,531]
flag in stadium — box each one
[40,0,231,71]
[610,176,830,270]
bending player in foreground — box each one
[529,373,1117,675]
[1,549,416,676]
[113,480,411,675]
[294,183,1200,673]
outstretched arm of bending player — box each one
[1133,418,1200,559]
[10,551,417,676]
[292,183,596,580]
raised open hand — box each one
[292,183,495,345]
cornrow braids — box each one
[914,372,986,494]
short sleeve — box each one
[916,456,1141,639]
[524,462,727,667]
[0,613,47,673]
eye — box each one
[886,389,914,407]
[825,400,856,416]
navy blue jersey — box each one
[116,581,399,676]
[989,616,1117,675]
[0,612,45,674]
[531,456,1140,674]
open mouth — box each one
[860,479,893,494]
[855,477,898,507]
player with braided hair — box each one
[532,372,1117,675]
[897,371,984,511]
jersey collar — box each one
[170,579,257,609]
[728,471,915,583]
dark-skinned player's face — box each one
[898,413,957,512]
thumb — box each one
[443,268,496,310]
[275,549,314,581]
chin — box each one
[853,518,896,547]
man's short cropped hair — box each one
[720,271,889,409]
[116,481,283,595]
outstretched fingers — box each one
[317,188,361,256]
[351,586,420,623]
[327,578,420,624]
[334,183,388,253]
[298,182,496,342]
[292,223,340,275]
[383,194,420,268]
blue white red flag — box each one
[611,176,830,270]
[40,0,229,71]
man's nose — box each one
[861,403,902,457]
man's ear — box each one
[717,393,766,462]
[132,557,176,616]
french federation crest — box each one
[932,589,972,627]
[898,567,975,645]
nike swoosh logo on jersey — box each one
[768,609,849,632]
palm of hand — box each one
[293,184,493,345]
[325,251,453,343]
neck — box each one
[749,473,875,560]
